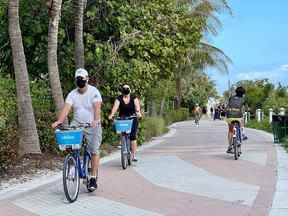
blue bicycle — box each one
[231,120,242,160]
[55,124,97,203]
[114,116,136,169]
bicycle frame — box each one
[121,133,131,153]
[232,122,242,144]
[71,146,91,179]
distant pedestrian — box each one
[210,107,214,119]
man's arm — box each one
[92,101,102,127]
[52,103,71,128]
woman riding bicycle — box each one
[225,86,245,153]
[108,85,142,162]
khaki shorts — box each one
[225,117,242,124]
[225,118,242,133]
[71,121,102,155]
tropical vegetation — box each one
[0,0,231,173]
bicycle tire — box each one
[233,138,238,160]
[121,136,128,169]
[238,143,242,157]
[63,154,80,203]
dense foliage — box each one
[0,0,229,172]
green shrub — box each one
[246,119,272,133]
[0,77,58,173]
[142,117,168,141]
[282,136,288,152]
[30,81,57,153]
[164,108,189,124]
[0,78,17,173]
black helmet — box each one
[235,86,245,97]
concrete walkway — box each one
[0,120,285,216]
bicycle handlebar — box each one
[115,115,137,120]
[56,123,91,130]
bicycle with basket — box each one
[114,116,136,169]
[55,123,97,203]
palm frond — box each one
[187,41,232,74]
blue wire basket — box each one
[114,119,133,134]
[55,129,83,150]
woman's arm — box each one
[134,97,142,117]
[108,99,120,119]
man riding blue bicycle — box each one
[52,68,102,190]
[108,84,142,162]
[225,86,246,154]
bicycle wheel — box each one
[238,143,242,157]
[63,154,80,203]
[121,136,128,169]
[233,138,238,160]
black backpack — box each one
[226,96,243,118]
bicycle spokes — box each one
[63,155,80,202]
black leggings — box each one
[130,119,138,141]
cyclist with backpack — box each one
[225,86,246,153]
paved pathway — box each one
[0,120,286,216]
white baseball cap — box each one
[123,84,130,90]
[75,68,88,78]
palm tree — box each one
[8,0,41,156]
[74,0,86,68]
[47,0,65,113]
[174,0,232,109]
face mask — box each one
[122,88,130,95]
[76,77,87,88]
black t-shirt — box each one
[117,95,136,117]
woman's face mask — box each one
[122,87,130,95]
[76,77,87,88]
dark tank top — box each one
[117,95,136,117]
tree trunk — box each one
[159,98,165,116]
[48,0,65,112]
[175,77,181,109]
[8,0,41,156]
[74,0,85,69]
[151,100,157,116]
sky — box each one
[208,0,288,95]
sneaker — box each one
[242,135,248,141]
[132,157,138,162]
[88,177,97,190]
[226,147,233,154]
